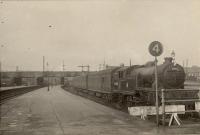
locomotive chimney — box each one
[164,57,173,63]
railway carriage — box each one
[71,73,88,89]
[87,67,119,91]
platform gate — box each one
[161,89,200,126]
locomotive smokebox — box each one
[131,57,185,89]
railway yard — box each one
[0,86,200,135]
[1,1,200,135]
[1,55,200,135]
[0,61,200,135]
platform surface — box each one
[0,86,200,135]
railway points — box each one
[1,86,200,135]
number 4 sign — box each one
[148,41,163,126]
[149,41,163,56]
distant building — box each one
[1,71,81,87]
[185,66,200,81]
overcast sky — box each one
[1,0,200,71]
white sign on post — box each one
[128,105,185,116]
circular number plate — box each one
[149,41,163,56]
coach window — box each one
[126,82,129,88]
[119,71,123,78]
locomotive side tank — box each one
[131,57,185,89]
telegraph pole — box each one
[16,66,19,72]
[78,65,90,72]
[43,56,45,76]
[87,65,90,72]
[99,64,101,71]
[0,61,1,88]
[63,60,65,77]
[62,61,65,71]
[78,65,84,72]
[0,61,1,124]
[186,59,189,78]
[103,59,106,70]
[47,62,49,91]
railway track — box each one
[62,86,130,112]
[0,86,43,105]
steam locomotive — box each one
[66,57,196,107]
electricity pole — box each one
[47,62,49,91]
[78,65,84,72]
[87,65,90,72]
[99,64,101,71]
[43,56,45,77]
[0,61,1,124]
[78,65,90,72]
[16,66,19,72]
[0,61,1,88]
[63,60,65,78]
[63,60,65,72]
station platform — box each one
[0,86,34,91]
[0,86,200,135]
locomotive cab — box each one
[113,66,136,90]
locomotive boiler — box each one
[132,57,185,89]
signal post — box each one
[148,41,163,126]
